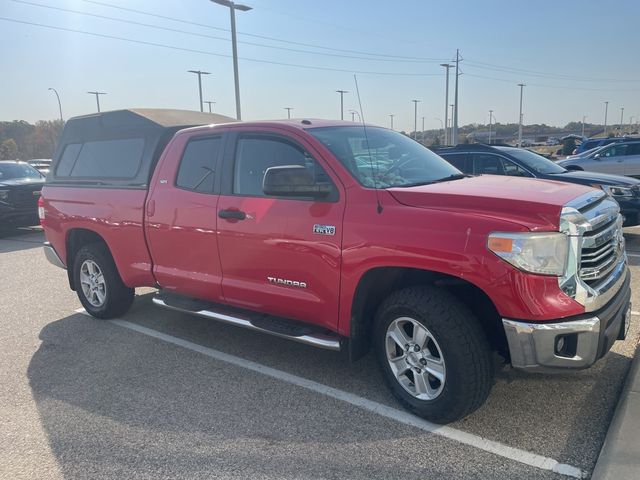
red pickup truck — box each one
[41,109,631,423]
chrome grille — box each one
[578,204,623,288]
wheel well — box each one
[348,267,507,362]
[65,229,108,291]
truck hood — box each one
[0,177,45,187]
[547,170,640,187]
[387,175,596,231]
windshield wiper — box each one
[400,173,469,188]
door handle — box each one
[218,209,246,220]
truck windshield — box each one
[308,126,461,188]
[496,147,566,175]
[0,163,43,180]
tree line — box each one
[0,120,64,160]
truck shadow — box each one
[27,293,638,477]
[0,226,44,253]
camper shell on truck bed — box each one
[48,109,236,189]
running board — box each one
[152,294,342,351]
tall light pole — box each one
[421,116,425,144]
[204,100,216,113]
[87,91,106,113]
[620,107,625,135]
[440,63,452,145]
[517,83,525,148]
[452,49,461,145]
[412,99,420,140]
[434,117,443,144]
[604,101,609,135]
[449,104,454,144]
[284,107,293,119]
[630,116,635,133]
[349,110,361,123]
[211,0,251,120]
[389,114,394,130]
[336,90,348,120]
[48,88,63,122]
[188,70,211,112]
[582,115,587,138]
[488,109,493,145]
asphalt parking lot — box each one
[1,226,639,479]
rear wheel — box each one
[73,243,134,319]
[374,286,493,424]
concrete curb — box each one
[591,341,640,479]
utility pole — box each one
[449,104,454,144]
[336,90,348,120]
[284,107,293,119]
[351,111,356,122]
[582,115,587,138]
[452,49,460,145]
[488,109,493,145]
[188,70,211,112]
[440,63,453,145]
[48,88,63,122]
[87,91,106,113]
[211,0,251,120]
[204,101,216,113]
[604,101,609,135]
[517,83,525,148]
[421,116,425,144]
[389,114,394,130]
[620,107,625,135]
[412,100,420,141]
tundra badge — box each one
[313,224,336,236]
[267,277,307,288]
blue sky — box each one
[1,0,639,132]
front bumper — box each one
[503,267,631,372]
[616,197,640,227]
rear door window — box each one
[472,154,504,175]
[440,153,470,173]
[175,136,222,193]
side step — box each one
[152,293,342,351]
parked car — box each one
[0,160,45,226]
[573,137,626,155]
[546,137,560,146]
[28,159,52,175]
[434,144,640,226]
[557,140,640,178]
[40,109,631,424]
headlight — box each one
[0,190,8,202]
[601,185,633,197]
[487,232,569,276]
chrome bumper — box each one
[503,269,631,372]
[43,242,66,269]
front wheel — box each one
[73,243,134,319]
[374,286,493,424]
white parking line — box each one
[75,309,586,479]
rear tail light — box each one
[38,196,45,225]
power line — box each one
[81,0,448,62]
[464,72,640,92]
[0,16,444,77]
[9,0,448,64]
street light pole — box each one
[620,107,625,135]
[389,114,394,130]
[452,49,460,145]
[581,115,587,137]
[421,116,425,144]
[188,70,211,112]
[336,90,348,120]
[284,107,293,119]
[449,104,454,144]
[604,101,609,135]
[211,0,252,120]
[412,99,420,140]
[517,83,525,148]
[87,91,106,113]
[488,109,493,145]
[48,88,63,122]
[440,63,452,145]
[204,101,216,113]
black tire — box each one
[374,286,493,424]
[73,242,134,319]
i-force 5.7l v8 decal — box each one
[267,277,308,288]
[313,224,336,236]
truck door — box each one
[216,129,345,330]
[145,133,225,302]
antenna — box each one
[353,74,383,214]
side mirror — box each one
[263,165,332,198]
[593,153,601,160]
